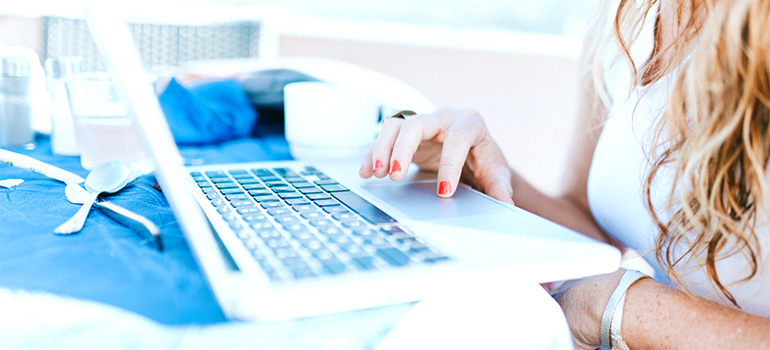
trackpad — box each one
[360,181,514,220]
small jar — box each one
[0,55,34,147]
[45,56,82,155]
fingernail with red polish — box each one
[374,160,383,170]
[390,160,401,174]
[438,181,450,195]
[359,165,364,172]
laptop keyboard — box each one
[191,166,450,282]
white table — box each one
[376,277,573,350]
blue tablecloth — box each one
[0,134,292,325]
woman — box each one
[359,0,770,348]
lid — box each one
[0,56,31,78]
[45,56,83,79]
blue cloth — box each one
[158,78,258,145]
[0,134,292,325]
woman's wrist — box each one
[551,269,628,348]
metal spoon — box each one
[54,161,131,234]
[65,183,162,250]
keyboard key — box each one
[215,182,240,189]
[327,234,353,245]
[222,212,237,222]
[291,268,317,279]
[275,216,299,224]
[423,255,450,264]
[252,169,273,176]
[323,263,347,275]
[330,191,397,224]
[217,206,230,214]
[267,208,292,216]
[292,181,315,188]
[251,222,273,230]
[209,176,232,183]
[317,226,344,236]
[273,247,300,259]
[227,169,248,175]
[285,198,311,206]
[248,189,272,196]
[271,186,295,193]
[283,223,310,233]
[291,230,317,242]
[224,194,250,201]
[300,211,324,220]
[342,220,367,229]
[300,239,325,251]
[273,168,300,177]
[220,188,246,195]
[230,200,255,208]
[266,237,290,249]
[242,184,266,190]
[292,204,318,212]
[253,194,280,202]
[307,193,332,201]
[313,248,337,261]
[278,192,303,199]
[341,244,369,257]
[352,256,375,270]
[261,202,285,209]
[241,234,257,247]
[314,179,338,186]
[236,207,261,215]
[375,248,410,267]
[381,226,412,238]
[308,219,334,227]
[302,166,322,174]
[258,176,281,183]
[321,185,348,192]
[397,237,427,248]
[407,246,429,255]
[236,178,261,184]
[210,198,225,207]
[314,199,340,207]
[322,206,349,214]
[299,187,323,194]
[353,231,380,243]
[265,181,288,187]
[205,171,226,177]
[331,212,356,221]
[256,229,281,239]
[206,193,220,201]
[284,176,306,183]
[364,238,393,249]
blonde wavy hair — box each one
[586,0,770,306]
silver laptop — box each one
[83,0,620,321]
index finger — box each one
[435,123,475,197]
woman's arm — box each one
[554,269,770,349]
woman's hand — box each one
[358,108,515,204]
[550,269,625,350]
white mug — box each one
[284,82,380,160]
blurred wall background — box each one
[0,0,592,195]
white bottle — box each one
[45,57,82,155]
[0,56,33,147]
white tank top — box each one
[586,0,770,316]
